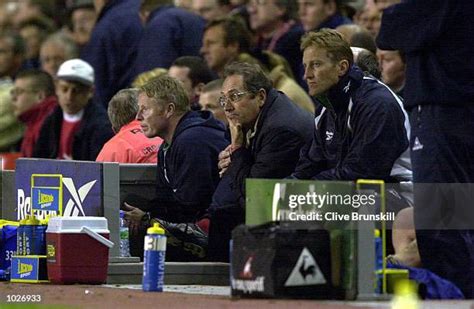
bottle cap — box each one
[24,215,40,226]
[374,229,380,238]
[120,210,125,219]
[147,222,165,235]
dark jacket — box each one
[255,22,306,88]
[81,0,142,107]
[33,102,114,161]
[314,13,352,31]
[210,89,314,211]
[292,66,408,181]
[152,111,227,223]
[134,5,205,75]
[376,1,474,108]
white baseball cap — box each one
[56,59,94,87]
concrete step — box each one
[107,262,230,286]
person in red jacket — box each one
[96,88,162,163]
[11,69,57,157]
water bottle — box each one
[16,219,26,256]
[374,229,383,293]
[143,222,166,292]
[119,210,131,257]
[23,215,39,255]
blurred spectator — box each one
[168,56,216,110]
[134,0,205,75]
[10,69,57,157]
[376,49,405,97]
[0,31,25,151]
[174,0,193,11]
[40,32,79,78]
[199,79,227,125]
[247,0,305,86]
[81,0,142,108]
[355,4,381,37]
[66,0,97,49]
[33,59,114,160]
[18,16,56,69]
[132,67,168,88]
[96,88,162,163]
[297,0,351,32]
[373,0,400,11]
[351,47,380,79]
[0,3,15,32]
[201,17,249,77]
[336,23,376,54]
[12,0,57,28]
[192,0,232,21]
[201,17,315,113]
[0,31,24,79]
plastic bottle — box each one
[142,222,166,292]
[119,210,131,257]
[16,219,26,256]
[391,279,419,309]
[37,217,49,255]
[23,215,40,255]
[374,229,383,293]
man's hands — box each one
[229,121,244,147]
[122,202,146,235]
[218,145,232,177]
[218,120,244,177]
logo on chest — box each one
[325,131,334,142]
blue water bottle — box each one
[16,219,26,256]
[23,215,39,255]
[142,222,166,292]
[374,229,383,293]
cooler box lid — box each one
[46,217,109,234]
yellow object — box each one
[391,279,419,309]
[147,222,165,235]
[0,219,19,227]
[24,215,40,226]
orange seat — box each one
[0,152,22,170]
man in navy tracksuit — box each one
[81,0,142,108]
[293,29,409,184]
[123,75,227,224]
[377,1,474,298]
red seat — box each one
[0,152,22,170]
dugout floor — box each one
[1,283,474,309]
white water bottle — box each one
[119,210,131,257]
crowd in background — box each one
[0,0,405,155]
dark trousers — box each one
[410,104,474,298]
[207,206,245,262]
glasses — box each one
[10,88,38,97]
[218,91,250,107]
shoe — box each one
[151,218,208,260]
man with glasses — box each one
[11,69,57,157]
[208,61,313,261]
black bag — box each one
[231,222,334,299]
